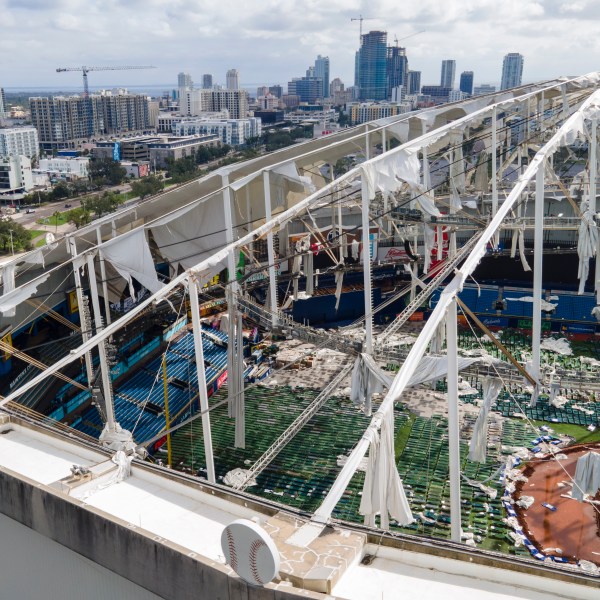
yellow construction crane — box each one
[56,65,156,97]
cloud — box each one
[53,14,81,31]
[2,0,600,90]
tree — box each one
[131,175,164,199]
[244,136,261,149]
[333,157,355,177]
[68,208,92,229]
[88,157,127,186]
[0,218,31,254]
[336,109,350,127]
[82,191,125,217]
[51,181,71,200]
[52,210,61,234]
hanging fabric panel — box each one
[468,377,503,463]
[150,193,228,275]
[0,271,50,315]
[100,229,163,299]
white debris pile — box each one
[315,347,347,363]
[479,331,501,342]
[223,468,256,488]
[384,333,418,347]
[505,469,528,483]
[540,337,572,356]
[580,355,600,368]
[550,395,570,408]
[579,560,600,575]
[516,496,535,509]
[458,378,479,396]
[459,348,498,365]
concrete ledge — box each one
[0,466,329,600]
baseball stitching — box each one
[249,539,266,585]
[226,528,238,573]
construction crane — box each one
[350,15,379,42]
[55,65,156,97]
[393,31,426,46]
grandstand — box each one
[1,74,600,598]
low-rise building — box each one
[254,110,285,125]
[147,135,220,168]
[93,134,220,168]
[448,90,468,103]
[172,117,261,146]
[121,161,150,178]
[474,84,497,96]
[37,157,89,180]
[420,86,452,105]
[0,155,33,193]
[287,107,337,125]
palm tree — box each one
[52,211,61,234]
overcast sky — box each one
[1,0,600,92]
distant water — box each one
[4,84,275,96]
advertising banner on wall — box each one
[377,246,409,262]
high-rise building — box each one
[357,31,388,101]
[500,53,524,90]
[30,93,151,151]
[202,74,213,89]
[282,94,300,109]
[440,60,456,89]
[256,86,269,99]
[0,127,39,158]
[0,155,33,192]
[287,77,322,104]
[0,88,7,118]
[314,55,330,99]
[330,79,350,106]
[269,85,283,99]
[386,46,408,99]
[177,73,193,90]
[330,78,344,96]
[226,69,240,91]
[407,71,421,95]
[459,71,474,96]
[179,89,249,119]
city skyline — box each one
[2,1,599,90]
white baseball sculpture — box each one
[221,519,280,586]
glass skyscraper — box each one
[357,30,387,101]
[440,60,456,89]
[314,55,330,99]
[501,53,524,90]
[386,46,408,99]
[459,71,474,96]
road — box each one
[9,183,133,230]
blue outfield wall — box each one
[292,289,382,325]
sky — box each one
[1,0,600,92]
